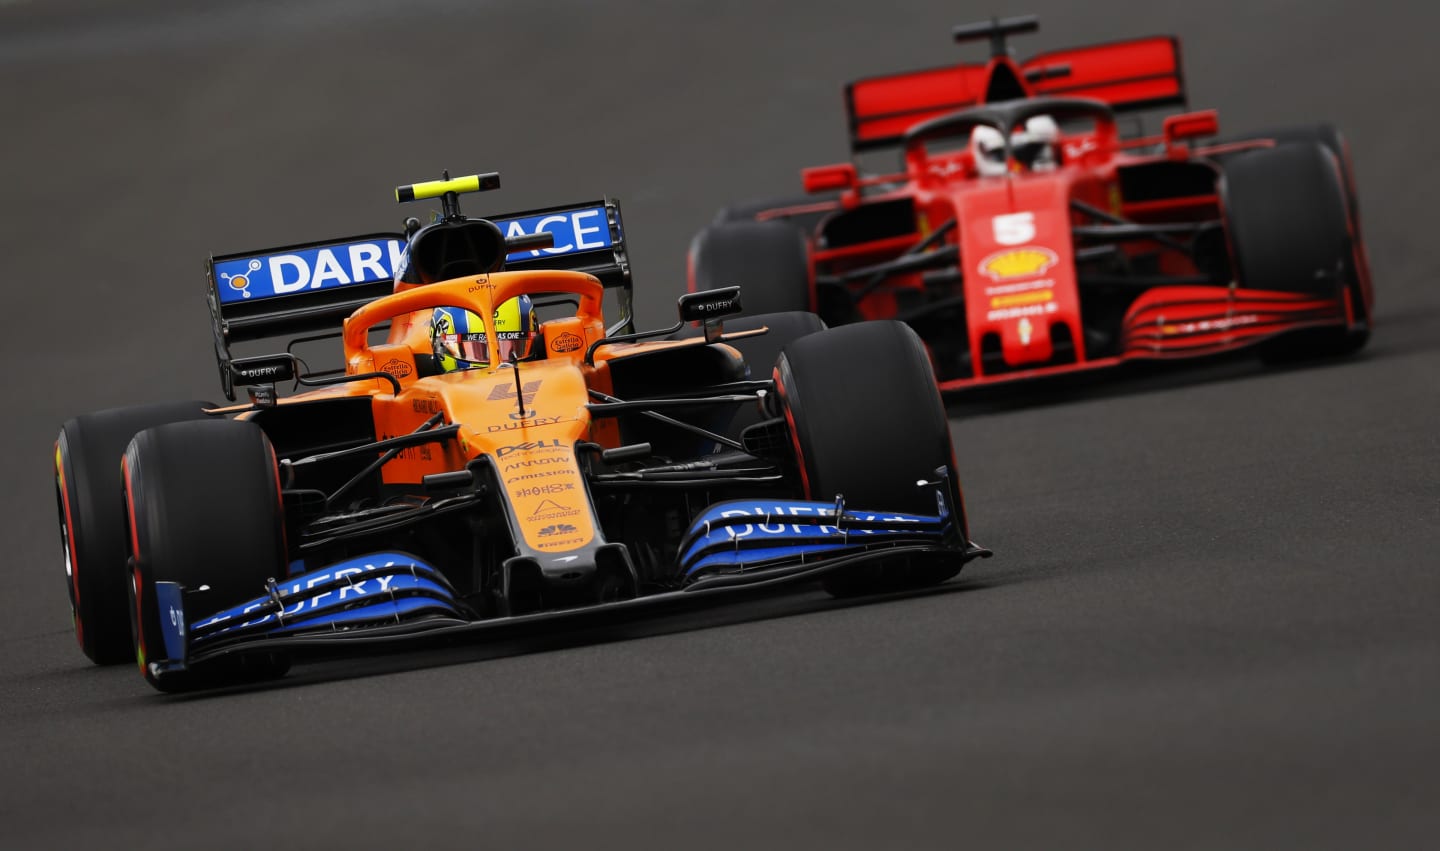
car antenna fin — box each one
[509,350,527,418]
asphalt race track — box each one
[2,1,1436,847]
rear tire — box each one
[125,419,289,692]
[55,401,214,664]
[689,220,813,318]
[1220,142,1366,358]
[776,321,964,597]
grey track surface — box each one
[2,1,1437,847]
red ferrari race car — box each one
[690,15,1374,390]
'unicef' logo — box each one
[220,259,262,299]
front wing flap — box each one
[151,499,985,682]
[677,499,959,578]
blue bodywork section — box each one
[154,581,188,661]
[495,205,613,263]
[678,500,951,578]
[213,238,405,305]
[213,204,613,306]
[169,496,965,672]
[188,552,463,649]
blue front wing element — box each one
[678,500,953,579]
[167,500,960,670]
[154,581,188,661]
[188,552,465,650]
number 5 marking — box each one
[993,212,1036,246]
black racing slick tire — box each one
[1220,124,1361,226]
[1220,141,1367,358]
[776,321,965,597]
[55,400,214,664]
[125,419,289,692]
[669,311,828,440]
[718,311,827,438]
[689,220,813,318]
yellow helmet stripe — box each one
[493,297,522,331]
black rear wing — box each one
[207,198,631,398]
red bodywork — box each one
[708,28,1372,391]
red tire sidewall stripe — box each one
[55,438,84,647]
[773,363,813,499]
[122,454,147,672]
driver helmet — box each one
[971,116,1060,176]
[430,295,539,372]
[971,124,1008,177]
[1011,115,1060,173]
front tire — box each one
[776,321,965,597]
[125,419,289,691]
[711,311,827,438]
[1220,141,1367,359]
[55,400,214,664]
[1220,124,1361,228]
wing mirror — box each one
[231,354,296,386]
[802,163,858,194]
[230,354,298,407]
[678,286,742,342]
[1163,110,1219,147]
[584,287,745,364]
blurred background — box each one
[2,1,1436,847]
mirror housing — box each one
[678,287,742,323]
[587,287,746,364]
[678,286,742,342]
[802,163,858,194]
[230,354,296,386]
[230,353,297,408]
[1163,110,1219,146]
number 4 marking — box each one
[993,212,1036,246]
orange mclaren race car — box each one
[690,16,1373,391]
[54,173,989,692]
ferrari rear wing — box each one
[845,32,1187,152]
[1025,37,1186,114]
[207,198,632,394]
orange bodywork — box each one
[251,269,716,555]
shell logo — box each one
[978,247,1058,281]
